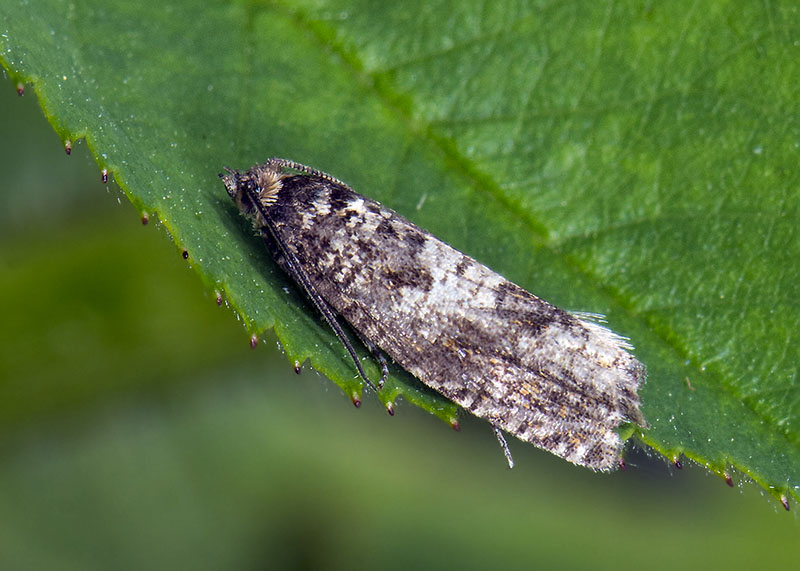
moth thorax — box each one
[256,167,283,208]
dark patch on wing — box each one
[326,181,356,211]
[455,256,472,276]
[380,265,434,291]
[376,218,399,240]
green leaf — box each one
[1,1,797,506]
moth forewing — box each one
[222,159,647,471]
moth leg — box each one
[358,336,389,390]
[257,223,378,393]
[299,288,379,393]
[305,298,386,393]
[492,425,515,469]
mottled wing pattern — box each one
[265,173,646,471]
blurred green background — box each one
[0,81,796,570]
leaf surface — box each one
[1,0,797,505]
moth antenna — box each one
[493,426,515,469]
[266,157,351,188]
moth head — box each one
[220,167,258,221]
[220,165,280,228]
[219,167,242,200]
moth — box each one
[221,158,647,470]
